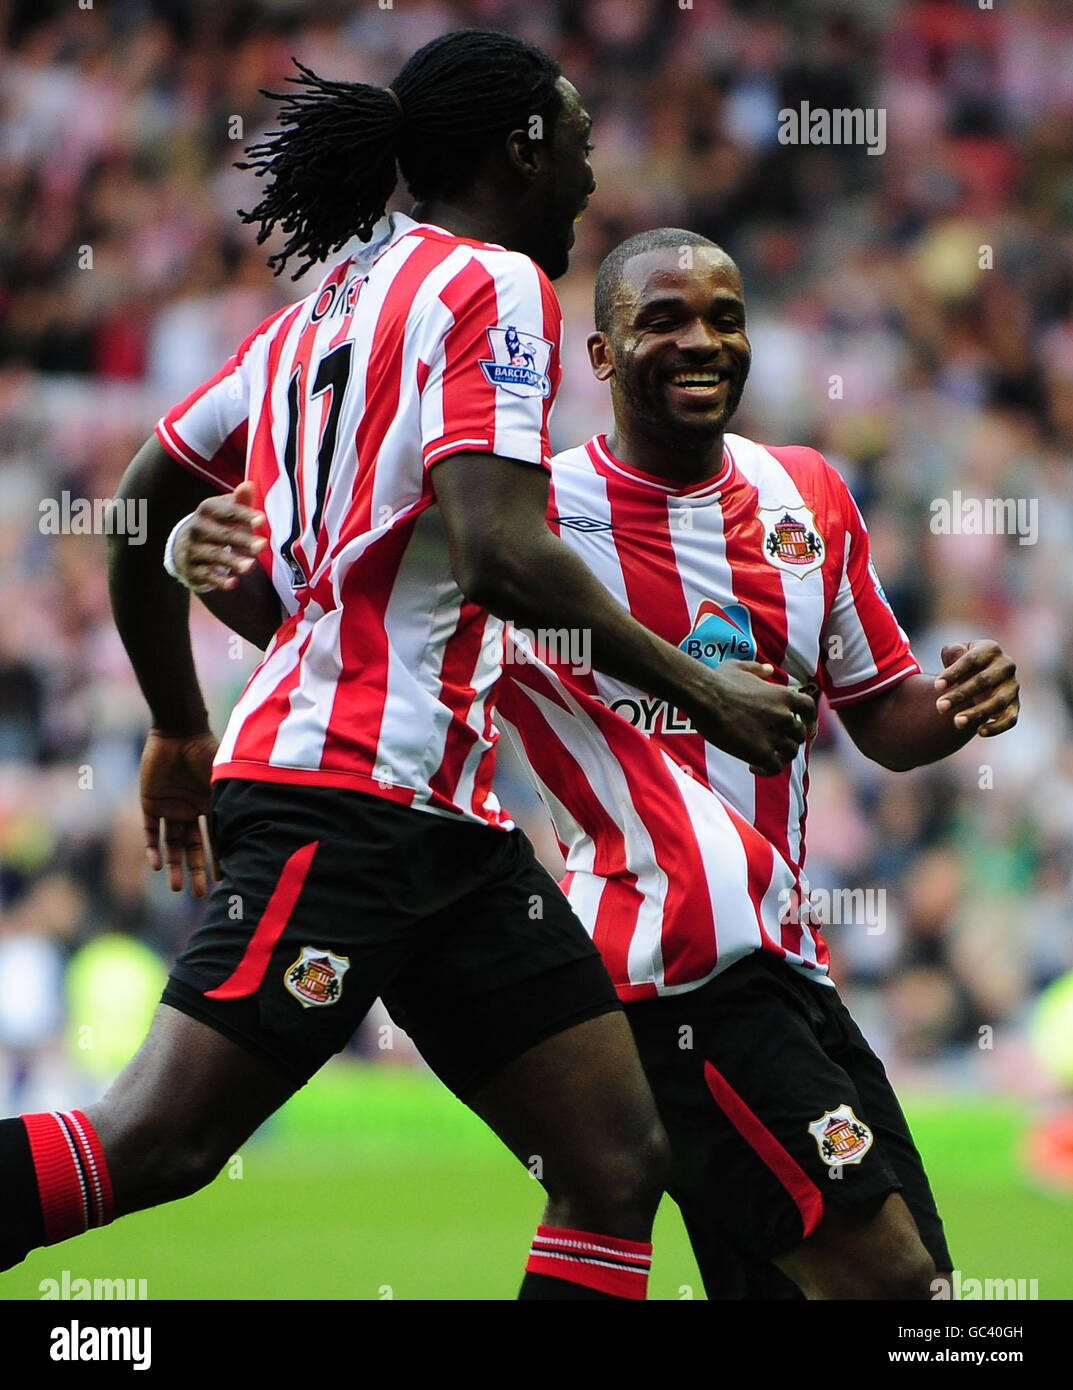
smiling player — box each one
[495,228,1020,1298]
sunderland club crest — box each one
[284,946,350,1009]
[759,505,825,579]
[808,1104,874,1166]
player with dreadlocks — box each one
[0,29,809,1299]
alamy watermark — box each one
[779,885,887,935]
[929,492,1038,545]
[39,492,147,546]
[492,626,593,676]
[40,1270,148,1300]
[931,1269,1038,1301]
[49,1321,151,1370]
[777,102,886,156]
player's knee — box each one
[642,1114,673,1198]
[581,1114,670,1220]
[878,1248,937,1300]
[864,1242,936,1300]
[155,1138,229,1202]
[103,1114,230,1208]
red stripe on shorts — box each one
[206,840,319,1000]
[703,1059,824,1240]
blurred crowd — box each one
[2,0,1072,1107]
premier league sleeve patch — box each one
[480,325,554,398]
[808,1104,874,1166]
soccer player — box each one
[175,229,1020,1300]
[500,229,1021,1299]
[0,37,815,1300]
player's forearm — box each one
[434,451,730,732]
[194,565,283,651]
[471,528,712,714]
[107,437,215,735]
[840,674,975,771]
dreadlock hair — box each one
[594,228,723,336]
[238,29,564,278]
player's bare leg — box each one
[0,1005,296,1270]
[465,1011,670,1298]
[84,1006,297,1212]
[775,1191,938,1299]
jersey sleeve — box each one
[418,250,562,472]
[819,471,921,707]
[154,313,279,492]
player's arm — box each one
[819,465,1018,770]
[110,314,265,894]
[838,641,1019,772]
[170,483,283,651]
[108,434,221,894]
[431,453,815,774]
[109,435,217,732]
[173,466,813,772]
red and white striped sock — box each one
[525,1224,652,1300]
[21,1110,115,1245]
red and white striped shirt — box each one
[496,433,920,999]
[156,213,562,826]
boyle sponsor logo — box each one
[606,693,695,735]
[679,601,756,668]
[606,603,759,735]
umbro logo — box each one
[553,515,614,533]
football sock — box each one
[519,1224,652,1300]
[0,1111,114,1270]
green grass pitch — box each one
[3,1063,1068,1300]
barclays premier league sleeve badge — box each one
[480,325,554,398]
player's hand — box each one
[173,482,266,592]
[141,729,219,896]
[686,660,818,776]
[934,640,1019,737]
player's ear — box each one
[505,126,547,182]
[588,331,614,381]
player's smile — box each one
[645,334,747,429]
[663,362,736,410]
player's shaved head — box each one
[594,229,740,338]
[587,228,750,476]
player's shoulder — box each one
[457,236,548,278]
[438,233,557,303]
[730,435,863,557]
[551,438,598,471]
[731,434,831,481]
[733,434,853,501]
[234,300,300,362]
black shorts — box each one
[626,952,952,1298]
[163,779,619,1099]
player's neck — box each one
[606,420,727,487]
[410,197,513,249]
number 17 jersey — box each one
[155,213,562,828]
